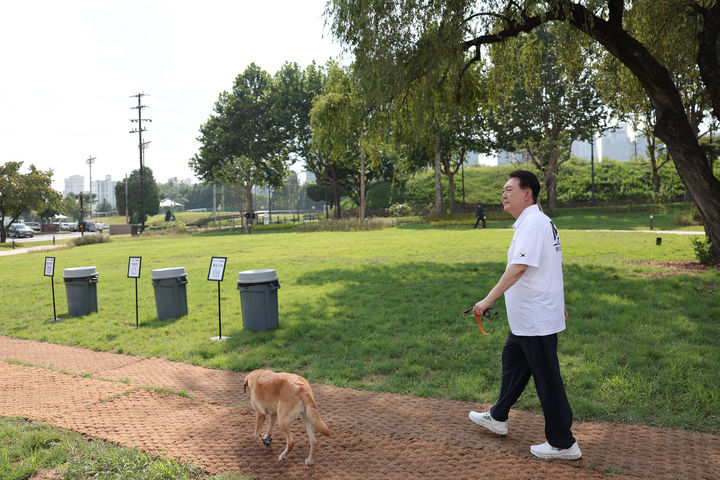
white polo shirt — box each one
[504,204,565,336]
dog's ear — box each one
[243,377,248,393]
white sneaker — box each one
[530,441,582,460]
[468,411,508,435]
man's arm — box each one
[473,263,528,316]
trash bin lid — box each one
[151,267,187,280]
[237,269,277,284]
[63,266,98,278]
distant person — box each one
[468,170,581,460]
[474,203,486,229]
[244,210,254,233]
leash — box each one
[462,306,498,335]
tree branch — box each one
[608,0,623,28]
[696,3,720,122]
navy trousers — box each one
[489,333,576,449]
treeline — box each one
[156,172,325,213]
[364,158,699,212]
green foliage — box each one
[0,161,62,243]
[387,203,412,217]
[70,234,112,247]
[115,166,160,221]
[295,218,388,232]
[557,158,686,203]
[401,159,692,210]
[190,63,292,210]
[691,236,714,265]
[485,23,610,207]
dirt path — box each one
[1,336,717,479]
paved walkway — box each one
[1,336,718,479]
[0,244,66,256]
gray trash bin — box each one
[151,267,188,320]
[63,266,99,317]
[237,269,280,331]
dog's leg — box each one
[276,414,294,462]
[262,413,277,447]
[255,413,268,447]
[303,414,318,466]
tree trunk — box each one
[544,165,558,209]
[244,184,253,215]
[359,124,366,221]
[564,4,720,263]
[329,165,342,219]
[448,171,456,213]
[648,137,660,194]
[433,136,443,214]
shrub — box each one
[690,236,714,265]
[296,218,388,232]
[388,203,413,217]
[70,234,112,246]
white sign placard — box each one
[44,257,55,277]
[208,257,227,281]
[128,257,142,278]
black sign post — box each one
[44,257,62,322]
[208,256,228,340]
[128,257,142,328]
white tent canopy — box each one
[53,214,68,220]
[159,198,183,208]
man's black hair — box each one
[509,170,540,203]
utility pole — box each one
[86,155,96,217]
[130,93,151,232]
[124,174,129,224]
[590,134,595,204]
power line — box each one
[129,93,151,232]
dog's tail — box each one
[300,388,331,437]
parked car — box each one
[79,220,97,232]
[24,222,41,232]
[60,222,73,231]
[8,223,35,238]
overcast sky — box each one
[0,0,343,193]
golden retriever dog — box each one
[243,369,331,466]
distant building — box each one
[497,151,528,165]
[571,124,648,162]
[92,175,117,210]
[303,171,316,184]
[571,139,596,160]
[465,151,480,165]
[603,125,648,161]
[63,175,85,198]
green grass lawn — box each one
[0,417,247,480]
[1,223,718,436]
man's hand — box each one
[473,299,494,317]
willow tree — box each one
[484,23,609,208]
[327,0,720,263]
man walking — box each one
[468,170,581,460]
[474,203,486,228]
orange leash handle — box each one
[462,307,496,336]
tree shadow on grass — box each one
[189,260,719,430]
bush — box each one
[70,234,112,246]
[675,205,704,226]
[387,203,413,217]
[296,218,388,232]
[690,236,714,265]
